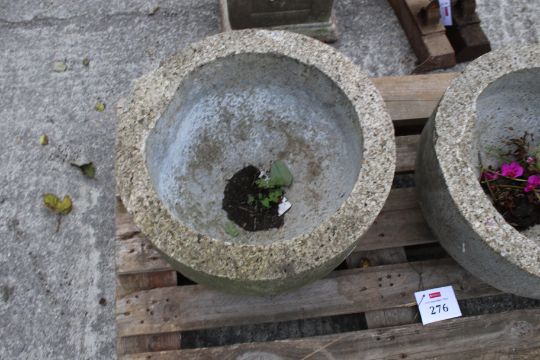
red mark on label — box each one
[429,291,441,299]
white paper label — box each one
[278,197,292,216]
[414,285,462,325]
[439,0,453,26]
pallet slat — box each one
[396,134,419,173]
[117,235,175,275]
[375,73,456,121]
[116,258,499,337]
[121,308,540,360]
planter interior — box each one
[473,67,540,240]
[146,53,363,244]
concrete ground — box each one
[0,0,537,358]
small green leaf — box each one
[43,193,72,215]
[268,189,283,203]
[39,135,48,145]
[247,194,255,205]
[53,61,67,72]
[71,162,96,178]
[270,160,293,187]
[260,198,271,208]
[95,102,106,112]
[255,178,272,189]
[224,222,239,237]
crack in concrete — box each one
[0,9,178,28]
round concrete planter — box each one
[116,30,395,295]
[416,45,540,299]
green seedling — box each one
[256,160,293,189]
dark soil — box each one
[222,165,284,232]
[488,185,540,230]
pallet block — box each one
[388,0,456,72]
[389,0,491,72]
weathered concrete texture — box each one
[0,2,220,359]
[416,46,540,299]
[117,30,395,295]
[0,0,537,358]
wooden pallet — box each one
[115,72,540,359]
[388,0,491,72]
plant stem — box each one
[533,190,540,202]
[493,184,524,190]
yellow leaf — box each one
[43,193,59,211]
[95,102,106,112]
[57,196,72,215]
[43,193,72,215]
[39,135,48,145]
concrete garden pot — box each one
[416,45,540,299]
[116,30,395,295]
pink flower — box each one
[527,156,536,164]
[482,171,499,181]
[524,174,540,192]
[501,162,524,178]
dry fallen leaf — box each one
[43,193,72,215]
[95,102,106,112]
[71,162,96,178]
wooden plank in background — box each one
[116,259,499,337]
[357,203,434,252]
[117,332,182,356]
[396,134,419,173]
[116,199,177,298]
[121,309,540,360]
[373,72,456,121]
[365,306,418,329]
[117,235,175,275]
[387,0,456,72]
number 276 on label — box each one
[414,285,462,325]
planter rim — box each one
[116,29,395,283]
[433,45,540,278]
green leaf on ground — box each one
[71,162,96,178]
[224,222,240,237]
[95,102,106,112]
[39,135,48,145]
[43,193,72,215]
